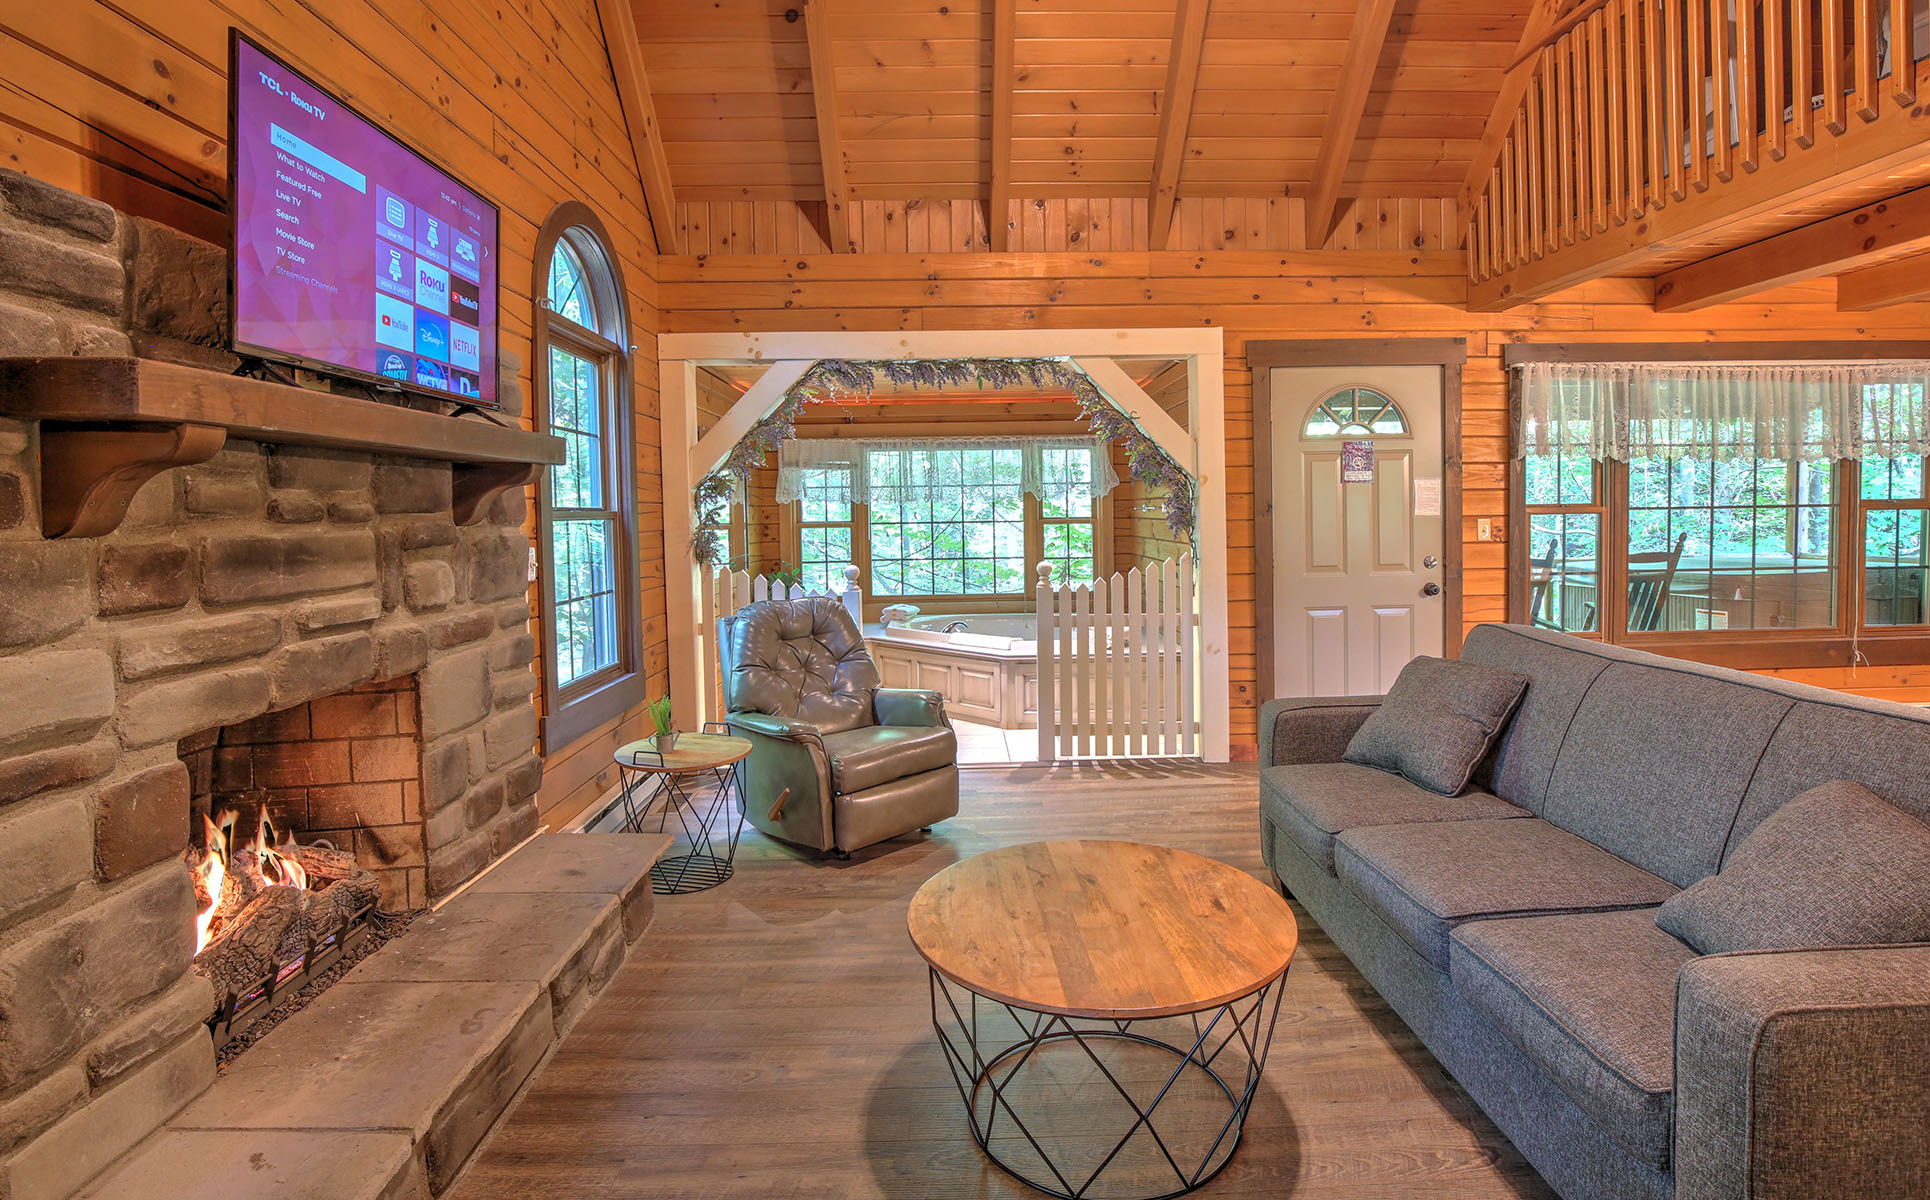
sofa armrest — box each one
[1674,944,1930,1200]
[724,714,836,851]
[874,688,949,728]
[726,711,817,740]
[1257,696,1383,767]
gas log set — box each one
[185,801,385,1047]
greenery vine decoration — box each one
[691,358,1197,566]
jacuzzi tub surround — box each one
[869,613,1040,729]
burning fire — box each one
[190,810,310,956]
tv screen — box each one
[230,33,499,407]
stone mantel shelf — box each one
[0,357,565,537]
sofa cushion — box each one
[1725,698,1930,862]
[1260,762,1528,876]
[821,725,957,794]
[1539,662,1794,887]
[1335,819,1678,972]
[1342,656,1530,795]
[1450,909,1699,1170]
[1657,780,1930,955]
[1458,625,1613,812]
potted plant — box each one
[648,694,678,753]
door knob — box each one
[1421,582,1442,597]
[1423,555,1439,569]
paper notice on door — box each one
[1340,439,1375,482]
[1414,477,1442,516]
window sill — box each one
[543,668,649,754]
[1617,630,1930,670]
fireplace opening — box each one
[176,676,431,1055]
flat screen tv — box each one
[229,32,500,407]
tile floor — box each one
[952,719,1040,765]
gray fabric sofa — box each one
[1259,624,1930,1200]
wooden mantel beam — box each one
[1457,0,1566,227]
[595,0,680,254]
[801,0,857,253]
[1147,0,1211,251]
[988,0,1017,252]
[1653,185,1930,311]
[1837,250,1930,311]
[1305,0,1399,247]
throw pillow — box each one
[1341,656,1529,795]
[1657,780,1930,955]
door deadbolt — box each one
[1423,555,1440,569]
[1421,582,1442,597]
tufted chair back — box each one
[720,597,881,733]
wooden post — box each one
[1036,562,1055,763]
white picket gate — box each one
[1035,554,1198,760]
[698,566,862,721]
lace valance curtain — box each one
[1515,361,1930,462]
[775,436,1119,505]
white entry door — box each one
[1271,365,1445,696]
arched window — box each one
[1304,387,1408,437]
[534,204,642,751]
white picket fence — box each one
[698,566,861,721]
[1036,554,1198,760]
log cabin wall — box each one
[0,0,668,827]
[659,245,1930,746]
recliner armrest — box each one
[1674,944,1930,1200]
[873,688,948,728]
[726,711,819,741]
[1258,696,1383,767]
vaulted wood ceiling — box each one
[632,0,1535,206]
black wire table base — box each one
[614,758,746,895]
[929,967,1287,1200]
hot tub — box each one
[869,613,1039,729]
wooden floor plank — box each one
[448,764,1555,1200]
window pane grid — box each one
[866,446,1028,597]
[1626,441,1835,632]
[547,345,604,511]
[552,517,618,686]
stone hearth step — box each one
[77,832,670,1200]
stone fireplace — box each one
[0,172,558,1199]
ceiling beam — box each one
[987,0,1016,251]
[1305,0,1399,247]
[593,0,679,254]
[1653,185,1930,311]
[1837,250,1930,311]
[1147,0,1211,251]
[1456,0,1567,228]
[801,0,856,253]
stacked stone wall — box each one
[0,170,542,1200]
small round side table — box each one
[612,732,752,894]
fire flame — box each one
[257,813,307,891]
[189,809,310,956]
[193,814,228,954]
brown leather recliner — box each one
[719,597,959,857]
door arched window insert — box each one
[1304,387,1408,437]
[534,203,642,752]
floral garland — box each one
[691,358,1197,565]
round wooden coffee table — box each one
[907,840,1298,1200]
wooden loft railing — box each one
[1466,0,1930,311]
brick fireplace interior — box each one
[180,676,430,912]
